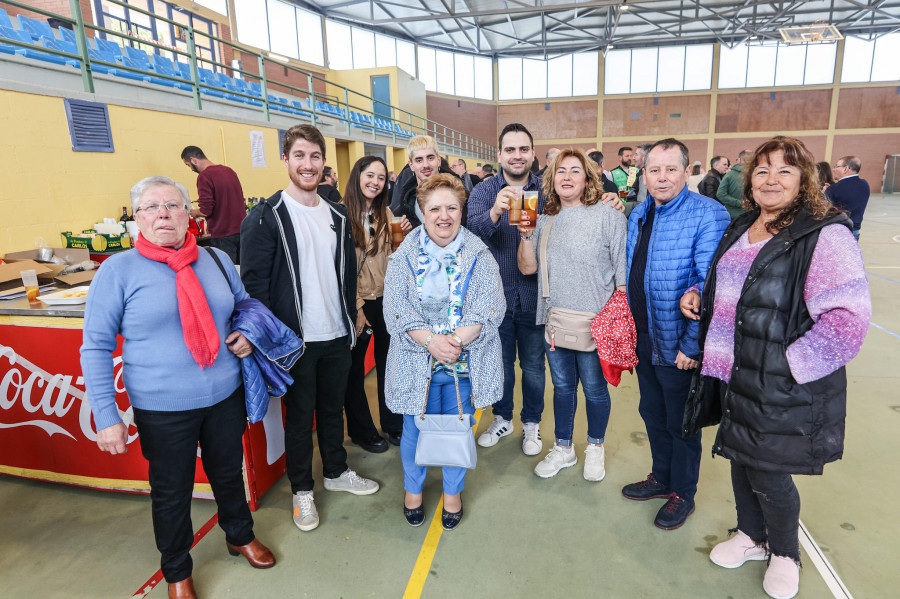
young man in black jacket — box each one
[698,155,729,199]
[240,124,379,534]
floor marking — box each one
[131,513,220,598]
[866,270,900,285]
[871,322,900,341]
[402,407,483,599]
[799,520,854,599]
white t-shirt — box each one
[281,192,348,341]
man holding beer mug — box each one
[467,123,550,457]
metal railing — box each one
[0,0,495,160]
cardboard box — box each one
[61,231,132,251]
[0,259,54,294]
[2,248,96,290]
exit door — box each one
[371,76,391,119]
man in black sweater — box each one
[697,156,729,199]
[827,155,870,241]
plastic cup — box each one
[521,192,539,230]
[390,216,405,250]
[21,269,40,305]
[508,186,524,225]
[618,186,629,200]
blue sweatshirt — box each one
[80,247,248,430]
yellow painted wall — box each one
[327,66,427,125]
[0,89,341,255]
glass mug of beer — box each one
[521,191,539,230]
[390,216,406,250]
[508,186,524,225]
[21,269,41,305]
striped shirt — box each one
[466,170,546,313]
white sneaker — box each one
[522,423,543,456]
[583,444,606,482]
[324,469,380,495]
[477,416,513,447]
[534,445,577,478]
[292,492,319,531]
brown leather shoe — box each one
[168,576,197,599]
[226,538,276,569]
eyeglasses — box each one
[136,202,188,214]
[367,212,375,238]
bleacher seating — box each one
[16,14,54,41]
[0,13,399,132]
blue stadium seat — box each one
[0,8,15,30]
[17,14,54,41]
[86,39,145,79]
[247,80,263,98]
[94,37,124,61]
[175,61,192,81]
[39,35,81,68]
[0,24,26,56]
[0,27,76,66]
[58,26,76,45]
[290,99,312,117]
[196,67,233,99]
[120,45,184,89]
[150,54,193,91]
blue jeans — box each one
[493,309,546,424]
[634,332,701,501]
[401,370,475,495]
[544,341,611,446]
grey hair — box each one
[647,138,690,169]
[130,176,191,213]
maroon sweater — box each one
[197,164,245,238]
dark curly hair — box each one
[541,148,605,216]
[741,136,841,234]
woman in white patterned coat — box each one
[384,173,505,531]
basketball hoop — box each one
[808,20,827,42]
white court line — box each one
[799,520,854,599]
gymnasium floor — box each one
[2,195,898,599]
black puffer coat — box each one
[683,208,853,475]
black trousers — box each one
[133,386,254,583]
[209,234,241,265]
[731,462,802,562]
[344,297,402,439]
[284,336,352,492]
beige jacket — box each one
[355,208,394,308]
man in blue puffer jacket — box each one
[622,138,730,531]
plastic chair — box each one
[16,14,54,41]
[150,54,193,91]
[0,8,15,30]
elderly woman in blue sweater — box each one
[384,173,505,531]
[80,176,274,599]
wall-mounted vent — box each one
[64,98,114,152]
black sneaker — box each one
[385,431,402,446]
[353,436,389,454]
[654,493,695,530]
[622,473,670,501]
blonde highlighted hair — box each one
[541,148,605,216]
[406,135,439,161]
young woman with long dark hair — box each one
[343,156,410,450]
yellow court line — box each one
[403,407,484,599]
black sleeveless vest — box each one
[684,208,853,474]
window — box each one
[234,0,269,52]
[267,0,298,59]
[474,55,493,100]
[844,33,900,82]
[435,50,455,94]
[498,57,522,100]
[375,34,396,68]
[500,51,598,100]
[397,39,416,76]
[720,41,836,88]
[417,46,436,91]
[352,28,375,69]
[325,20,352,69]
[605,45,712,94]
[454,53,474,98]
[194,0,227,15]
[297,9,323,66]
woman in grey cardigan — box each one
[384,174,505,531]
[517,148,628,482]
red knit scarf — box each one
[136,232,220,368]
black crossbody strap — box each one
[204,246,229,282]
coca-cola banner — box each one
[0,324,213,490]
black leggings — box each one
[731,461,802,563]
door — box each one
[371,75,392,119]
